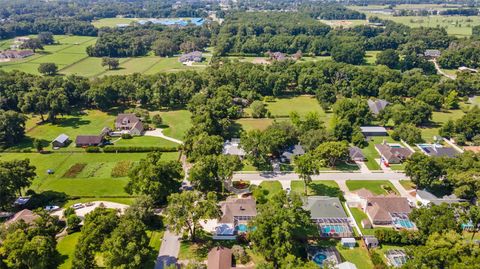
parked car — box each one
[45,205,60,211]
[72,203,84,209]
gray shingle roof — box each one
[53,134,69,143]
[303,196,347,219]
[367,99,389,115]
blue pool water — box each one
[236,224,248,232]
[312,253,327,265]
[395,219,415,228]
[321,225,347,234]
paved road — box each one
[144,128,183,144]
[233,171,409,181]
[155,230,181,269]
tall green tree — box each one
[164,191,220,241]
[189,155,242,193]
[404,153,445,190]
[0,110,26,147]
[313,141,349,168]
[0,159,36,209]
[125,152,183,204]
[376,49,400,69]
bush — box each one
[232,245,250,264]
[85,146,100,153]
[64,207,75,218]
[370,250,387,269]
[111,160,132,177]
[66,215,81,234]
[152,114,163,127]
[103,146,178,153]
[121,133,133,139]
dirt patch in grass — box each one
[111,161,132,177]
[63,163,86,178]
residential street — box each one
[155,230,181,269]
[232,171,409,181]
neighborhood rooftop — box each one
[219,197,257,224]
[367,99,389,115]
[303,196,347,219]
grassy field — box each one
[0,151,179,196]
[337,241,374,269]
[346,180,398,195]
[113,136,179,147]
[349,207,376,236]
[258,181,283,199]
[57,233,81,269]
[400,180,416,190]
[319,19,367,28]
[154,109,192,140]
[290,180,341,196]
[420,108,465,142]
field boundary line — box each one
[35,152,74,191]
[141,57,165,74]
[29,36,96,65]
[94,57,133,77]
[58,55,91,72]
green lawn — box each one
[63,197,137,207]
[235,118,277,132]
[400,180,416,190]
[57,232,81,269]
[155,110,192,140]
[0,151,179,196]
[349,207,376,236]
[263,95,328,119]
[362,136,397,171]
[258,181,283,199]
[346,180,398,195]
[337,241,374,269]
[365,51,380,65]
[420,109,465,142]
[113,136,179,147]
[290,180,341,196]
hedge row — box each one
[102,146,178,153]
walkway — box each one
[431,59,456,80]
[155,230,181,269]
[144,128,183,144]
[232,171,408,181]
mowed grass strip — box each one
[158,110,192,140]
[346,180,398,195]
[102,57,161,76]
[291,180,341,196]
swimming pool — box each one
[395,219,415,229]
[236,224,248,232]
[321,225,348,234]
[312,253,327,266]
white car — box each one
[72,203,84,209]
[45,205,60,211]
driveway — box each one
[155,230,181,269]
[51,201,129,219]
[144,128,183,144]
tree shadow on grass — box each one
[56,117,91,129]
[309,183,342,197]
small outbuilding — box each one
[341,238,356,248]
[361,218,372,229]
[364,235,379,248]
[52,134,69,148]
[360,126,388,137]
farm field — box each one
[0,151,179,196]
[346,180,399,195]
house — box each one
[424,49,441,59]
[115,114,144,135]
[4,209,39,227]
[367,99,389,115]
[364,196,412,226]
[281,144,305,162]
[417,144,460,158]
[416,189,465,206]
[341,238,356,248]
[75,135,104,147]
[375,142,413,164]
[360,126,388,137]
[303,196,353,238]
[267,51,286,61]
[222,139,246,158]
[0,50,34,59]
[52,134,69,148]
[214,197,256,239]
[179,51,203,63]
[364,235,379,248]
[207,246,232,269]
[349,146,366,162]
[336,262,358,269]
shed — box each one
[341,238,356,248]
[364,235,379,248]
[361,218,372,229]
[360,126,388,137]
[52,134,69,147]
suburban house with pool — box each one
[222,138,246,158]
[213,197,257,240]
[364,196,414,229]
[303,196,354,238]
[416,143,460,158]
[375,142,413,165]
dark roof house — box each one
[303,196,347,219]
[115,113,144,135]
[207,246,232,269]
[375,142,413,164]
[367,99,389,115]
[418,144,459,158]
[416,189,465,206]
[4,209,39,227]
[75,135,104,147]
[424,49,441,58]
[282,144,305,162]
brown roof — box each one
[375,144,413,163]
[355,188,374,199]
[219,197,257,224]
[208,246,232,269]
[75,135,103,145]
[115,114,141,129]
[5,209,38,226]
[366,197,411,223]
